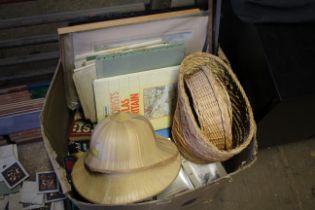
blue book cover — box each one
[155,128,171,139]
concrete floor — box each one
[211,138,315,210]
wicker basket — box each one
[172,52,256,163]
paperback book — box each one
[73,63,97,122]
[93,66,179,130]
[67,110,94,141]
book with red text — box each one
[93,66,179,130]
[67,110,94,141]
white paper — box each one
[8,192,23,210]
[13,145,18,160]
[73,63,96,122]
[20,181,44,205]
[73,15,208,60]
[181,158,227,188]
[22,203,46,210]
[50,200,65,210]
[157,168,194,199]
[0,196,8,210]
[0,145,17,160]
[0,180,20,196]
[0,144,19,182]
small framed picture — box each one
[0,160,29,189]
[45,189,66,203]
[36,171,59,193]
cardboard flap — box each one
[40,61,71,193]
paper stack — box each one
[72,41,185,126]
[0,144,65,210]
[181,158,227,188]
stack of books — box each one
[0,83,49,137]
[72,39,186,133]
[67,110,94,158]
[9,128,42,145]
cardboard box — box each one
[40,9,257,210]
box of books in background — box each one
[58,8,219,205]
[0,82,49,137]
[59,8,209,204]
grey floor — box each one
[210,138,315,210]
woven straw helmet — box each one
[172,52,256,163]
[72,112,180,204]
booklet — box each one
[93,66,179,130]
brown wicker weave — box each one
[172,52,256,163]
[184,66,233,150]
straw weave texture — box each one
[184,67,232,150]
[172,52,256,162]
